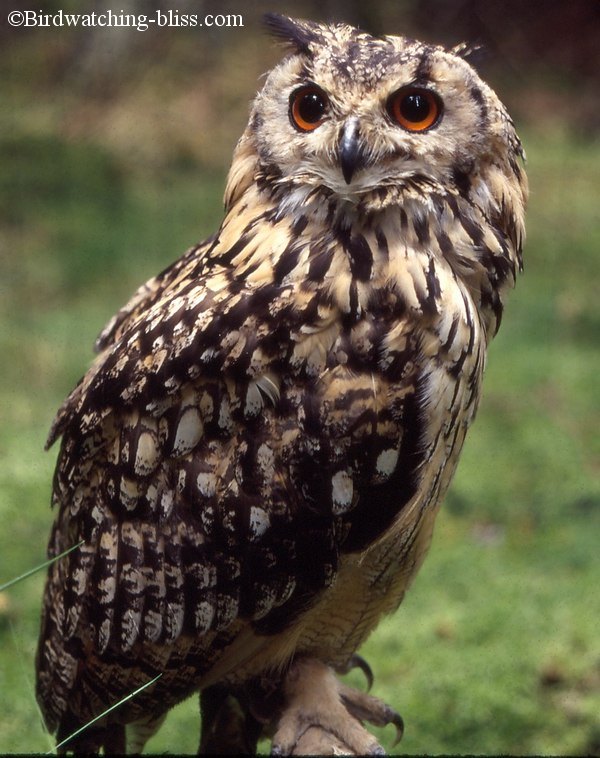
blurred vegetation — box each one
[0,1,598,754]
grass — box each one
[0,122,598,754]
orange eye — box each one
[290,85,329,132]
[387,87,442,132]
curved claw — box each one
[339,685,404,747]
[385,705,404,746]
[337,653,374,691]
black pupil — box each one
[298,91,326,123]
[400,93,431,122]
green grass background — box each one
[1,9,599,756]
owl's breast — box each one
[275,308,484,666]
[280,220,486,545]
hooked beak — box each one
[338,117,365,185]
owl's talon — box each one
[389,709,404,746]
[371,702,404,745]
[336,653,374,691]
[339,682,404,744]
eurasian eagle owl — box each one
[36,13,527,755]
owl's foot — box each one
[270,658,403,756]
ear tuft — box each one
[263,13,319,55]
[450,41,488,67]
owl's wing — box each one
[43,202,376,657]
[39,205,428,739]
[38,222,354,732]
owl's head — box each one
[232,14,524,213]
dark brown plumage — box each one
[36,14,527,754]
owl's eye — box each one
[387,87,442,132]
[290,86,329,132]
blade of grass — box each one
[0,541,84,593]
[49,674,163,754]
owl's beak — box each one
[339,118,364,185]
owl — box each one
[36,13,527,755]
